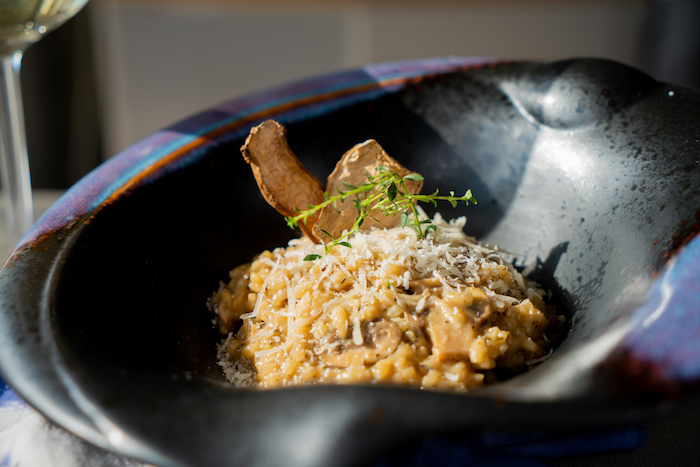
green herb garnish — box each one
[286,165,476,258]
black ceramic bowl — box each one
[1,57,700,467]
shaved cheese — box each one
[358,268,367,294]
[282,273,296,336]
[416,295,427,312]
[352,316,363,345]
[242,256,281,320]
[216,333,254,386]
[493,293,520,305]
[254,340,293,358]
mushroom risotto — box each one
[212,120,558,392]
[210,214,557,392]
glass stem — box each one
[0,51,34,246]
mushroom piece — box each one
[426,287,492,362]
[313,139,423,242]
[444,287,492,324]
[239,120,423,244]
[319,320,401,367]
[240,120,326,241]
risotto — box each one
[210,213,557,392]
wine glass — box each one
[0,0,89,251]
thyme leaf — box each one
[285,166,476,260]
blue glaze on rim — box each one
[14,56,498,257]
[620,233,700,384]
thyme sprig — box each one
[285,165,476,259]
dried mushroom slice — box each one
[313,139,423,242]
[240,120,326,240]
[240,120,423,245]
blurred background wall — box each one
[19,0,700,189]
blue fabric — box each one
[622,234,700,382]
[0,375,19,406]
[376,427,648,467]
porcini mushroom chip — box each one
[240,120,422,243]
[241,120,326,240]
[313,139,423,242]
